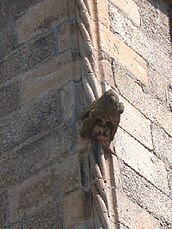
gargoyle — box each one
[79,89,124,144]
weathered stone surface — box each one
[0,82,20,118]
[53,153,81,193]
[109,3,171,81]
[99,59,114,86]
[0,1,171,229]
[0,192,7,228]
[0,0,40,26]
[115,128,169,194]
[64,189,92,228]
[8,170,53,223]
[66,0,75,20]
[78,0,109,29]
[72,221,95,229]
[148,67,167,104]
[133,0,171,52]
[96,0,110,28]
[109,0,140,26]
[152,123,172,167]
[58,20,78,52]
[16,0,71,43]
[60,82,76,123]
[99,23,148,86]
[25,200,63,228]
[0,124,77,190]
[167,168,172,199]
[116,191,161,229]
[0,31,55,85]
[113,61,172,136]
[5,199,63,228]
[167,82,172,112]
[74,81,84,119]
[8,153,80,223]
[118,223,128,229]
[111,154,122,189]
[118,96,153,149]
[0,21,15,59]
[21,50,80,103]
[120,163,172,225]
[0,90,61,154]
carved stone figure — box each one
[79,89,124,144]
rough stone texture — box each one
[24,200,63,229]
[74,81,85,119]
[72,221,95,229]
[60,82,77,123]
[0,90,61,154]
[115,128,169,194]
[152,123,172,167]
[0,0,81,228]
[118,96,153,149]
[8,169,55,223]
[0,82,20,118]
[64,189,92,228]
[0,1,83,226]
[133,0,171,52]
[100,59,114,86]
[52,153,81,193]
[8,153,80,223]
[99,23,148,86]
[109,2,171,81]
[0,31,56,85]
[16,0,70,44]
[5,199,63,229]
[109,1,172,227]
[118,223,128,229]
[0,124,76,190]
[0,0,41,26]
[120,163,172,226]
[0,0,171,228]
[147,67,167,104]
[21,50,81,104]
[0,20,15,59]
[167,168,172,198]
[96,0,111,28]
[0,192,8,228]
[115,129,169,194]
[167,83,172,112]
[58,20,78,52]
[109,0,140,26]
[113,60,172,136]
[116,191,161,229]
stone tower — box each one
[0,0,172,228]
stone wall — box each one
[107,0,172,228]
[0,0,86,228]
[0,0,172,228]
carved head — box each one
[93,89,124,120]
[79,89,124,144]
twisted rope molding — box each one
[76,0,101,103]
[76,1,112,228]
[89,143,112,228]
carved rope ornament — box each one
[76,0,101,103]
[79,90,124,228]
[76,0,124,228]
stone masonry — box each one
[0,0,172,228]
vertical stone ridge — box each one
[76,0,102,104]
[76,2,111,226]
[89,143,112,229]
